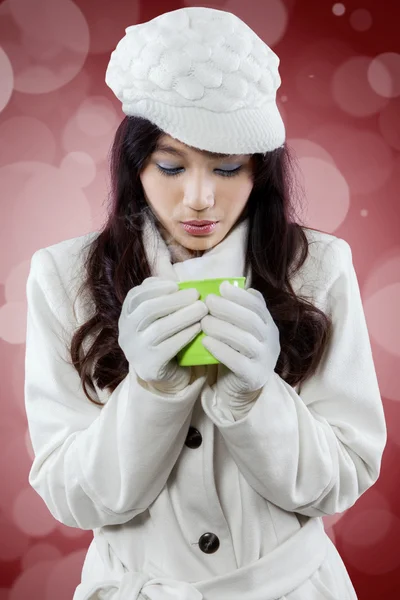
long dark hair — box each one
[69,115,333,406]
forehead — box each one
[155,135,247,160]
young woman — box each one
[24,6,387,600]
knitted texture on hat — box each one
[105,6,286,153]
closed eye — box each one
[156,165,243,178]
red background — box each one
[0,0,399,598]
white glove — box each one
[118,277,208,391]
[200,280,281,412]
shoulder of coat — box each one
[30,231,100,326]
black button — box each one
[199,532,220,554]
[185,426,202,449]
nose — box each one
[182,173,215,211]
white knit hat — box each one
[105,6,285,154]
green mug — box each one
[176,277,246,366]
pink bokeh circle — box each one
[62,98,120,164]
[0,434,33,520]
[9,560,57,600]
[309,124,394,194]
[225,0,288,46]
[5,0,90,93]
[368,52,400,99]
[60,152,97,188]
[287,138,335,165]
[349,9,372,32]
[332,56,389,117]
[76,96,119,137]
[364,283,400,358]
[12,67,91,122]
[184,0,289,46]
[0,300,26,344]
[80,0,140,54]
[341,509,400,575]
[13,486,59,537]
[22,542,62,571]
[379,98,400,151]
[0,116,56,167]
[293,38,352,110]
[58,522,90,539]
[0,162,94,286]
[297,156,350,232]
[341,509,392,548]
[0,512,30,561]
[5,162,93,261]
[45,549,87,600]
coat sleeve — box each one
[24,248,205,530]
[201,238,387,517]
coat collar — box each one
[142,212,252,287]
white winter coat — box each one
[24,220,387,600]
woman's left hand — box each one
[200,280,281,400]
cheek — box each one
[141,173,173,210]
[225,177,253,204]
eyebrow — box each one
[154,143,239,160]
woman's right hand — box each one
[118,277,208,390]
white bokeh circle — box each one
[0,46,14,113]
[332,3,345,16]
[368,52,400,99]
[332,56,389,117]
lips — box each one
[183,221,217,225]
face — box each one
[139,134,255,256]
